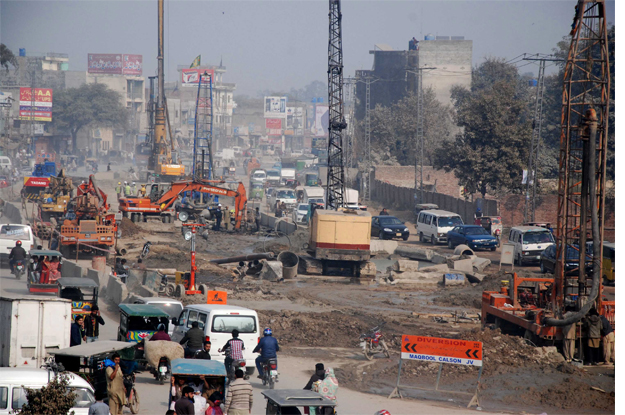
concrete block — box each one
[472,257,492,273]
[453,245,475,256]
[106,276,129,305]
[260,261,283,281]
[392,271,444,281]
[465,272,486,283]
[395,246,435,261]
[86,268,100,286]
[370,240,398,255]
[392,260,420,272]
[452,258,474,274]
[298,255,323,275]
[444,273,466,286]
[393,278,440,286]
[445,255,463,268]
[62,261,83,279]
[420,264,450,273]
[359,261,377,278]
[431,253,448,264]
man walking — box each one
[214,204,223,231]
[106,353,127,415]
[84,305,105,343]
[115,182,122,200]
[70,315,86,346]
[224,369,253,415]
[562,306,576,362]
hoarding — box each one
[19,88,53,122]
[401,335,483,367]
[265,118,282,136]
[312,137,326,149]
[88,53,123,74]
[264,96,287,118]
[181,69,214,87]
[122,54,143,75]
[286,107,304,130]
[313,105,329,137]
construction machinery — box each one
[118,179,247,229]
[21,161,57,201]
[38,169,74,222]
[192,71,214,180]
[482,0,614,345]
[58,175,117,258]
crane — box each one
[326,0,347,210]
[192,72,214,180]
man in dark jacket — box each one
[584,308,602,365]
[600,314,615,364]
[150,323,171,341]
[9,240,27,273]
[84,305,105,342]
[254,327,279,378]
[180,321,204,357]
[70,315,86,346]
[174,386,195,415]
[304,363,325,390]
[379,208,389,216]
[194,341,212,360]
[214,205,223,231]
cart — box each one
[118,303,170,361]
[170,358,227,410]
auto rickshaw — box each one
[169,358,227,410]
[603,242,615,285]
[51,341,140,414]
[251,182,265,200]
[57,277,99,320]
[262,389,337,415]
[118,304,170,360]
[222,166,236,176]
[27,249,63,294]
[477,216,503,244]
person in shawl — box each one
[311,367,338,415]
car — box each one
[292,203,309,224]
[371,216,410,240]
[447,225,498,251]
[540,244,593,275]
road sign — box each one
[401,335,483,367]
[206,290,227,304]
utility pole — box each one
[409,67,435,205]
[362,76,371,201]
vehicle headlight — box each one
[438,233,444,237]
[384,228,392,232]
[404,228,409,232]
[524,252,531,255]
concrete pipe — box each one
[453,244,475,256]
[277,251,299,279]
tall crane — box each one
[326,0,347,210]
[192,72,214,179]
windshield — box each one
[127,316,169,331]
[438,216,463,227]
[147,302,183,319]
[491,218,502,224]
[465,227,489,235]
[267,171,280,177]
[0,225,31,241]
[522,231,554,244]
[297,204,308,211]
[379,217,403,226]
[71,387,96,408]
[309,198,324,204]
[252,184,263,189]
[277,190,295,198]
[253,172,266,179]
[211,315,257,333]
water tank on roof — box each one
[425,34,435,40]
[19,48,26,57]
[529,79,538,87]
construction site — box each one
[0,0,616,414]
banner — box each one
[88,53,123,74]
[19,88,53,122]
[264,96,287,118]
[265,118,282,136]
[313,105,329,137]
[122,54,143,75]
[182,68,214,87]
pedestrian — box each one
[175,386,196,415]
[379,208,389,216]
[88,389,110,415]
[214,204,223,231]
[70,315,86,346]
[600,314,615,365]
[584,308,602,365]
[224,205,231,231]
[115,182,122,200]
[84,305,105,343]
[255,207,261,232]
[562,306,577,362]
[106,353,127,415]
[223,369,253,415]
[170,376,188,409]
[107,163,111,172]
[312,367,339,415]
[304,363,326,390]
[195,341,212,360]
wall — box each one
[260,213,297,235]
[373,165,467,199]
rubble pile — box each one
[118,217,149,237]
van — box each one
[0,224,36,260]
[171,304,259,375]
[416,210,464,245]
[508,226,555,266]
[129,296,183,337]
[0,156,12,169]
[0,368,95,415]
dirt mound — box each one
[118,217,148,238]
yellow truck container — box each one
[310,209,371,261]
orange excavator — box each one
[119,179,248,229]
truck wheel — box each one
[419,232,424,243]
[165,283,175,297]
[431,235,437,245]
[198,284,208,295]
[175,284,186,298]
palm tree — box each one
[0,44,19,72]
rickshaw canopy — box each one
[119,303,170,318]
[261,389,337,407]
[171,358,227,377]
[29,249,63,257]
[52,341,136,359]
[57,277,99,289]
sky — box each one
[0,0,616,96]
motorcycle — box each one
[494,228,501,247]
[153,356,170,385]
[140,241,152,260]
[220,351,248,382]
[359,323,390,360]
[11,259,26,280]
[260,358,278,389]
[123,372,140,414]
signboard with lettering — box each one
[19,88,53,122]
[265,118,282,136]
[88,54,143,75]
[181,69,214,87]
[401,335,482,367]
[264,96,287,118]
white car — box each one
[292,203,309,224]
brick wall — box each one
[373,166,463,198]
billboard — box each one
[19,88,53,122]
[286,107,304,130]
[181,69,214,87]
[264,96,287,118]
[313,105,329,137]
[88,54,143,75]
[265,118,282,136]
[312,137,326,149]
[122,54,143,75]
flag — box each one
[190,55,201,69]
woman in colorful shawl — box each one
[311,367,338,415]
[48,256,62,282]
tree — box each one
[434,58,532,198]
[20,372,76,415]
[53,83,127,153]
[0,43,18,72]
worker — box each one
[214,204,223,231]
[600,314,615,365]
[131,182,137,195]
[124,182,131,197]
[255,207,261,232]
[224,205,231,231]
[562,306,577,362]
[584,308,602,365]
[379,208,389,216]
[115,182,122,200]
[139,184,147,197]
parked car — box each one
[508,226,555,266]
[447,225,498,251]
[371,216,410,241]
[416,210,463,245]
[540,244,593,275]
[292,203,309,224]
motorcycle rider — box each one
[194,341,212,360]
[253,327,279,379]
[9,240,27,274]
[219,329,245,376]
[150,323,171,341]
[179,321,204,357]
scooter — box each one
[359,323,390,360]
[260,358,279,389]
[11,259,26,280]
[123,371,140,414]
[154,356,170,385]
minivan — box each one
[0,156,12,169]
[0,368,95,415]
[508,226,555,266]
[416,210,464,245]
[171,304,259,375]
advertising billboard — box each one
[88,53,123,74]
[181,69,214,87]
[265,118,282,136]
[19,88,53,122]
[122,54,143,75]
[313,105,329,137]
[264,96,287,118]
[312,137,326,149]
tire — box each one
[178,211,189,222]
[246,367,255,376]
[159,375,164,385]
[518,255,524,267]
[419,232,424,243]
[490,247,496,251]
[269,378,275,389]
[540,261,546,273]
[381,339,390,358]
[198,284,208,295]
[402,235,409,241]
[165,283,175,297]
[448,239,453,249]
[128,388,140,414]
[431,235,436,245]
[175,284,186,298]
[363,345,373,361]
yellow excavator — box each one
[38,169,73,222]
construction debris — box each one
[395,245,435,261]
[259,260,283,282]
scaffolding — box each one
[192,72,214,179]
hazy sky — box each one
[0,0,616,96]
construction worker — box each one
[131,182,137,195]
[139,184,147,197]
[124,182,131,197]
[224,206,231,231]
[115,182,122,200]
[214,204,223,231]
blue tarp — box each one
[171,358,227,376]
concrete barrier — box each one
[86,268,100,286]
[62,261,85,279]
[260,213,297,235]
[106,276,129,305]
[370,240,398,255]
[3,202,22,224]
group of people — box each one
[70,305,105,346]
[563,307,615,365]
[115,181,144,200]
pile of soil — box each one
[118,217,149,238]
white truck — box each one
[345,188,367,211]
[303,186,325,206]
[280,168,296,184]
[0,295,72,368]
[0,224,36,261]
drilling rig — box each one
[482,0,614,344]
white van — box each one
[0,224,36,260]
[0,156,12,169]
[508,226,555,266]
[416,210,464,245]
[0,368,95,415]
[171,304,259,375]
[129,297,183,337]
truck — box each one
[280,168,296,185]
[303,187,325,206]
[0,295,72,368]
[266,170,281,187]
